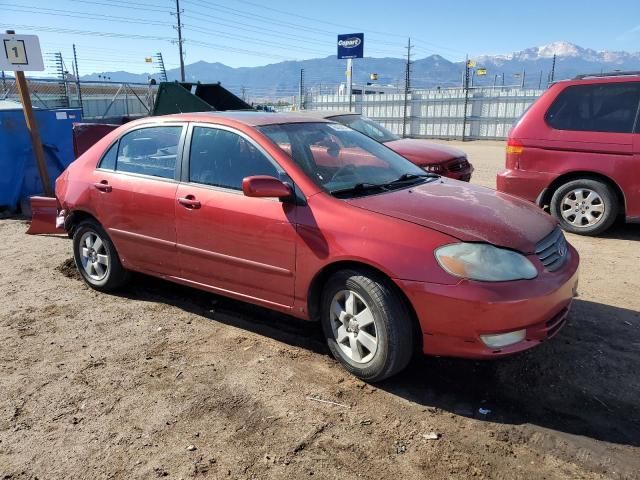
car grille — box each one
[446,157,470,172]
[535,227,569,272]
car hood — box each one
[347,178,557,253]
[384,138,465,165]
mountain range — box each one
[80,41,640,98]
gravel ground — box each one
[1,140,639,479]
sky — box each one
[2,0,640,77]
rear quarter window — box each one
[545,82,640,133]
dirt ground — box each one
[1,140,639,480]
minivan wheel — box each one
[320,269,414,382]
[550,179,618,235]
[72,219,129,291]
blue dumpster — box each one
[0,100,82,210]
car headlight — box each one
[423,164,443,173]
[435,243,537,282]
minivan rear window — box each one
[545,82,640,133]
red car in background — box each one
[31,112,578,381]
[318,113,474,181]
[497,72,640,235]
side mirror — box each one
[242,175,292,200]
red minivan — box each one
[497,72,640,235]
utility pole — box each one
[173,0,185,81]
[72,44,83,116]
[1,70,6,95]
[155,52,168,82]
[550,54,556,83]
[241,86,246,101]
[402,37,412,138]
[298,68,304,110]
[520,69,526,88]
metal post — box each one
[550,54,556,83]
[347,58,353,111]
[72,44,84,116]
[538,70,543,89]
[1,70,6,95]
[175,0,185,81]
[402,37,412,138]
[298,68,304,110]
[462,55,470,141]
[520,69,526,88]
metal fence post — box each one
[462,57,470,141]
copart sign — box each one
[337,33,364,59]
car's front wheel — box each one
[320,269,414,382]
[72,219,129,291]
[550,179,618,235]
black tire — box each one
[320,269,414,382]
[72,219,129,291]
[550,178,618,236]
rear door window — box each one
[116,126,183,179]
[546,82,640,133]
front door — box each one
[93,123,186,275]
[175,124,297,308]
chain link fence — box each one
[1,77,157,120]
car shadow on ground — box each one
[600,222,640,240]
[108,271,640,448]
[380,298,640,447]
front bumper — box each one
[395,245,579,358]
[444,158,474,182]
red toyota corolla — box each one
[34,112,579,381]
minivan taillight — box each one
[506,139,524,169]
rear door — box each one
[174,124,297,308]
[93,123,186,275]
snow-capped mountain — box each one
[477,41,639,66]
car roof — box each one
[156,111,335,127]
[552,72,640,86]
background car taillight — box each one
[506,139,524,170]
[424,164,443,173]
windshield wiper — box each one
[382,172,439,187]
[329,182,387,197]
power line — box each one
[0,23,174,41]
[2,5,172,26]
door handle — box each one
[177,195,201,209]
[93,181,112,193]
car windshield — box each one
[258,122,434,198]
[331,115,400,143]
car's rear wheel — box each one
[72,219,129,291]
[320,269,414,382]
[550,179,618,235]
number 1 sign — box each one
[0,34,44,71]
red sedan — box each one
[318,113,474,181]
[32,112,579,381]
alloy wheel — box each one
[79,231,110,281]
[560,188,605,228]
[329,289,379,364]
